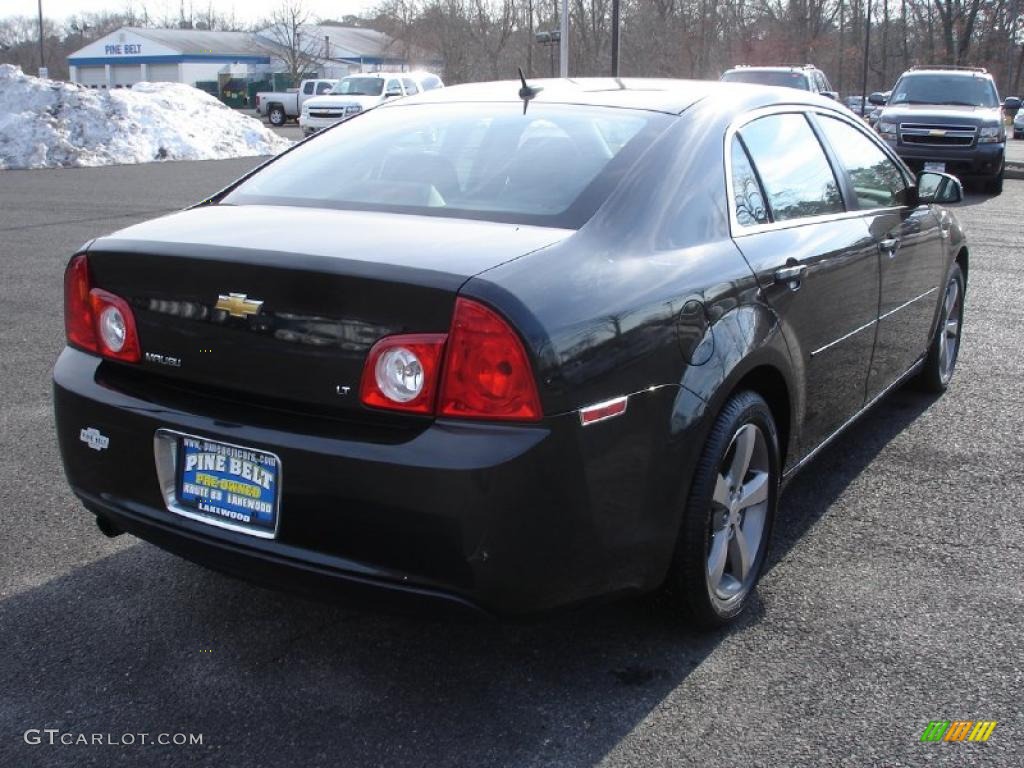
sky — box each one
[5,0,375,26]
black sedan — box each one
[54,79,968,627]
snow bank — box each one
[0,64,293,170]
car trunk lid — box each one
[85,204,569,417]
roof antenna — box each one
[518,67,543,115]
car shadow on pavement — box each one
[0,388,938,768]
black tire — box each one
[986,169,1004,195]
[917,263,965,393]
[268,106,286,126]
[667,390,780,629]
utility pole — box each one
[559,0,568,77]
[861,0,872,109]
[526,0,534,77]
[611,0,620,76]
[37,0,45,74]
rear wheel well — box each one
[731,366,792,468]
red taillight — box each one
[438,298,542,421]
[63,254,141,363]
[359,334,447,414]
[64,254,97,351]
[359,299,542,421]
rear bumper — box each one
[54,348,683,615]
[887,139,1004,177]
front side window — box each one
[402,78,419,95]
[386,79,401,95]
[739,113,844,221]
[817,116,908,209]
[731,138,768,226]
[222,103,667,228]
[315,81,333,95]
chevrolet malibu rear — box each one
[53,91,685,616]
[54,80,968,624]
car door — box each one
[813,113,945,399]
[728,111,880,456]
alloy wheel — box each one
[938,276,962,384]
[706,423,771,607]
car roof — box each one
[391,77,834,115]
[725,66,815,73]
[899,69,993,79]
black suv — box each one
[870,66,1021,194]
[720,65,838,99]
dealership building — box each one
[67,26,421,90]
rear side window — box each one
[402,78,419,95]
[816,116,908,209]
[739,113,844,221]
[303,82,315,95]
[731,138,769,226]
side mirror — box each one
[868,91,887,106]
[917,171,963,205]
[1003,96,1021,111]
[821,90,839,101]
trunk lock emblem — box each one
[215,293,264,318]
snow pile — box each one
[0,64,293,170]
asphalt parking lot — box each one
[1,158,1021,768]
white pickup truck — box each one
[255,79,338,126]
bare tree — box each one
[256,0,323,83]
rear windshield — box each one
[223,103,669,228]
[331,77,384,96]
[721,70,810,90]
[890,74,998,108]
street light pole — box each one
[559,0,568,77]
[610,0,620,76]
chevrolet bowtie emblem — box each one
[215,293,264,318]
[929,129,947,137]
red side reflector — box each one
[579,396,628,426]
[439,298,542,422]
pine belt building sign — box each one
[67,26,429,91]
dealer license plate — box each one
[923,162,946,173]
[175,435,281,537]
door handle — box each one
[878,237,900,256]
[773,264,806,290]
